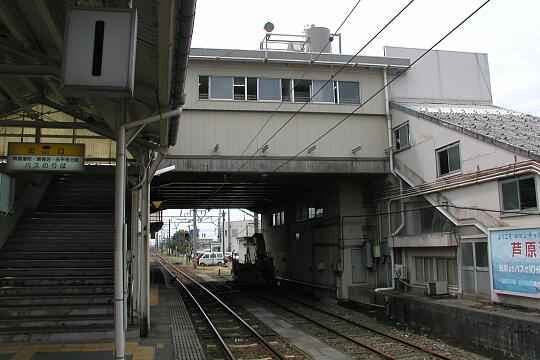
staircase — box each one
[0,174,136,343]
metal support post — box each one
[254,213,259,233]
[130,190,140,313]
[114,127,126,360]
[140,166,150,336]
[227,209,231,252]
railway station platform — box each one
[348,285,540,359]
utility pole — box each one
[254,212,259,233]
[193,209,198,246]
[168,219,171,255]
[227,208,231,252]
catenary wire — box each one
[199,0,416,208]
[271,0,492,173]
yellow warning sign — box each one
[8,143,85,156]
[152,201,163,209]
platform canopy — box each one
[0,0,195,160]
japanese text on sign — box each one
[490,227,540,297]
[7,143,85,173]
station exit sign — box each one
[7,143,85,173]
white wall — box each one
[385,46,492,104]
[392,108,539,228]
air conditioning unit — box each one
[427,281,448,295]
[393,264,407,279]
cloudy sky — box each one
[190,0,540,116]
[159,0,540,242]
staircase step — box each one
[0,293,113,306]
[13,231,114,238]
[0,314,113,329]
[0,268,113,277]
[29,211,114,219]
[0,285,114,296]
[0,324,139,343]
[19,218,114,225]
[3,244,114,252]
[0,303,113,317]
[0,252,113,260]
[13,224,115,231]
[0,259,113,268]
[0,276,114,287]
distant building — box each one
[224,219,256,253]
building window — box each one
[295,205,308,222]
[293,79,311,102]
[415,256,458,286]
[199,75,361,105]
[272,210,285,226]
[210,76,233,100]
[281,79,292,102]
[500,176,538,211]
[316,208,324,218]
[394,123,410,150]
[308,207,316,219]
[233,77,246,100]
[436,142,460,176]
[338,81,360,104]
[198,75,209,99]
[246,77,257,100]
[312,80,335,103]
[258,78,281,101]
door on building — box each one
[351,248,366,283]
[461,240,490,297]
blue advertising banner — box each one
[489,227,540,297]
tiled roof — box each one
[391,102,540,160]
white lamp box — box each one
[61,8,137,97]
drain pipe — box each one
[114,108,181,360]
[375,67,398,294]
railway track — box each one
[254,290,457,360]
[156,255,307,360]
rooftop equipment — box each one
[260,23,341,54]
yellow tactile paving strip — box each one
[0,341,154,360]
[150,284,159,306]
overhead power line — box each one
[270,0,492,174]
[199,0,415,208]
[239,0,364,157]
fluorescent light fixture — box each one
[154,165,175,176]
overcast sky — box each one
[190,0,540,116]
[160,0,540,242]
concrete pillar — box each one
[139,165,151,336]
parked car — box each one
[198,252,226,266]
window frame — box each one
[209,76,234,100]
[414,256,458,286]
[311,80,336,104]
[258,78,282,102]
[436,142,461,177]
[393,122,410,152]
[499,175,538,212]
[337,81,361,104]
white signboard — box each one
[7,143,85,173]
[61,8,137,97]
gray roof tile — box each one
[391,102,540,160]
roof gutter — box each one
[168,0,196,146]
